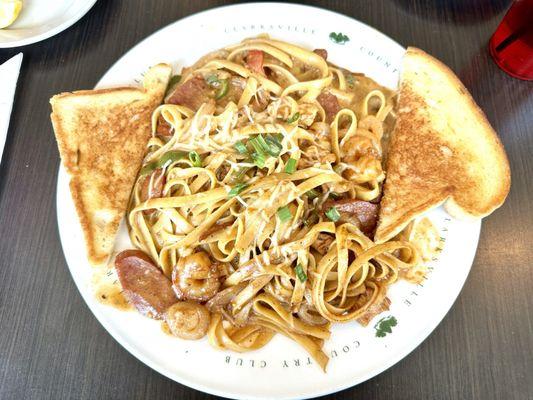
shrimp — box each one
[340,116,385,182]
[343,155,383,183]
[358,115,383,140]
[172,251,222,302]
[165,301,210,340]
[341,134,380,160]
[341,115,383,160]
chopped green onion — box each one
[295,264,307,283]
[159,150,187,167]
[235,141,248,154]
[284,158,297,174]
[306,189,320,200]
[249,136,267,156]
[140,150,188,176]
[325,207,341,222]
[206,75,219,85]
[303,211,319,227]
[188,151,202,167]
[346,74,355,87]
[165,74,182,96]
[215,79,229,99]
[206,75,229,99]
[329,192,341,200]
[277,206,292,223]
[286,112,300,124]
[252,152,266,168]
[265,135,282,156]
[231,166,250,183]
[139,161,158,177]
[228,183,249,198]
[246,134,283,166]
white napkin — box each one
[0,53,23,164]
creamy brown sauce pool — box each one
[92,263,132,311]
[94,284,131,310]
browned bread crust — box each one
[51,64,171,264]
[374,47,510,243]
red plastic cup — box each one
[489,0,533,80]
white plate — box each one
[56,3,481,399]
[0,0,97,48]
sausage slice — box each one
[115,250,177,319]
[166,75,212,111]
[313,49,328,60]
[317,91,341,122]
[323,199,379,235]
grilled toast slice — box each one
[51,64,171,265]
[374,47,510,243]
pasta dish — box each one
[115,36,438,371]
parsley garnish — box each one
[329,32,350,45]
[374,316,397,338]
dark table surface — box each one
[0,1,531,399]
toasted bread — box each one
[374,47,510,243]
[51,64,172,265]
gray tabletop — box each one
[0,1,531,399]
